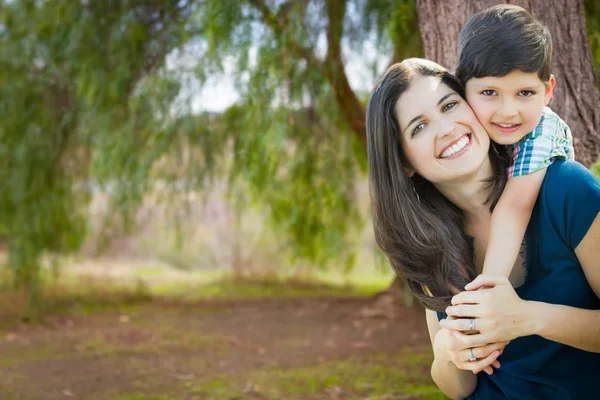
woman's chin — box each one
[433,152,490,183]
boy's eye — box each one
[412,122,425,136]
[518,90,535,97]
[481,90,497,96]
[442,101,458,112]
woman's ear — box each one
[544,74,556,106]
[404,166,415,178]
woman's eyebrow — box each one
[437,92,454,105]
[403,114,424,133]
[402,92,455,133]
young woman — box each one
[366,58,600,399]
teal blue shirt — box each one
[441,160,600,399]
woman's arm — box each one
[444,208,600,352]
[426,310,506,399]
[445,276,600,353]
[426,309,478,399]
[444,212,599,352]
[528,211,600,352]
[443,161,600,356]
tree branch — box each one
[247,0,322,69]
[247,0,366,146]
[324,0,366,145]
[325,0,344,60]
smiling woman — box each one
[395,73,490,185]
[365,58,509,313]
[366,57,600,399]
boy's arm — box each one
[483,169,547,277]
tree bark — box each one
[416,0,600,167]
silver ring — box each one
[469,318,476,331]
[469,348,477,362]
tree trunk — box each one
[416,0,600,167]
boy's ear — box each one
[544,74,556,106]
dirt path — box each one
[0,298,438,400]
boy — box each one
[456,5,574,280]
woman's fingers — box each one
[466,342,508,360]
[440,317,480,332]
[465,343,507,375]
[451,290,487,305]
[453,330,497,347]
[445,304,485,318]
[475,358,502,375]
[464,350,501,374]
[464,274,510,291]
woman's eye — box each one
[442,101,458,112]
[519,90,535,97]
[481,90,496,96]
[412,123,425,136]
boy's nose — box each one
[497,100,519,118]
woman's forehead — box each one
[395,76,456,124]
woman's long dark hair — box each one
[366,58,512,312]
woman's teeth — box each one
[440,135,470,159]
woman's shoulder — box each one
[540,160,600,248]
[543,160,600,197]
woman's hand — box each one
[433,320,508,375]
[441,275,534,347]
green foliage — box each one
[362,0,422,61]
[0,0,423,316]
[196,0,420,269]
[0,0,193,315]
[2,0,597,316]
[590,154,600,180]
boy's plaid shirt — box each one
[508,107,575,178]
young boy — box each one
[455,5,574,280]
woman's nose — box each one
[436,118,455,137]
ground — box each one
[0,295,443,400]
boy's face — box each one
[464,70,555,145]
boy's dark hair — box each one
[456,4,552,85]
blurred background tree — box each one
[0,0,598,317]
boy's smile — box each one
[464,70,555,145]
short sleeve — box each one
[545,161,600,248]
[509,108,575,178]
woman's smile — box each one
[439,133,472,159]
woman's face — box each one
[395,76,491,184]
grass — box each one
[0,265,441,400]
[0,264,395,322]
[187,349,444,400]
[0,342,64,368]
[77,325,229,355]
[106,349,444,400]
[113,397,180,400]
